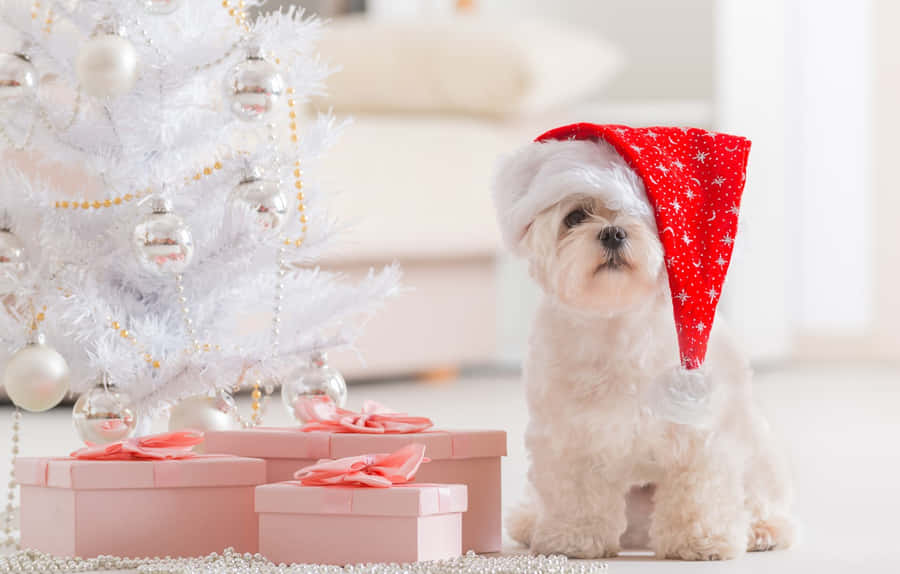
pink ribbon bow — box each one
[69,430,204,461]
[296,396,434,434]
[293,443,429,488]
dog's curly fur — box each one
[497,139,795,561]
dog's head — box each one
[494,139,665,314]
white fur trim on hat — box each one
[491,139,653,255]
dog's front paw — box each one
[652,526,746,561]
[530,518,620,559]
[748,515,796,552]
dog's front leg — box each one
[649,434,749,561]
[528,447,628,558]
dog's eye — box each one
[564,208,589,229]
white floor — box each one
[1,363,899,573]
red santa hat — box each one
[493,123,751,384]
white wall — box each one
[786,0,871,334]
[476,0,715,101]
[714,0,791,363]
[867,0,900,360]
[794,0,900,360]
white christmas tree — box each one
[0,0,398,438]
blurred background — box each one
[276,0,899,379]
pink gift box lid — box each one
[15,456,266,490]
[255,483,467,517]
[205,429,507,460]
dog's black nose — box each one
[599,226,627,249]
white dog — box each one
[493,124,795,561]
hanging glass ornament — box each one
[141,0,182,15]
[224,46,285,121]
[72,375,139,445]
[0,52,37,104]
[76,21,139,98]
[132,197,194,275]
[2,332,69,413]
[281,352,347,424]
[229,166,288,230]
[168,390,236,437]
[0,229,27,294]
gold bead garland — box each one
[227,368,273,429]
[282,88,309,248]
[106,317,221,371]
[30,0,53,33]
[222,0,250,31]
[184,160,224,185]
[250,380,262,425]
[107,318,162,369]
[26,303,47,333]
[53,189,150,210]
[51,157,223,210]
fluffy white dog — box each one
[493,126,795,561]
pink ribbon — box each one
[69,430,204,461]
[292,443,429,488]
[297,396,434,434]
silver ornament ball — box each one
[72,378,139,445]
[132,197,194,274]
[229,167,288,230]
[0,53,37,103]
[76,33,139,98]
[141,0,182,14]
[168,392,236,439]
[281,351,347,423]
[224,47,284,121]
[3,333,70,413]
[0,229,28,294]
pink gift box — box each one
[205,428,506,553]
[15,455,266,558]
[256,482,467,565]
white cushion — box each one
[313,16,624,118]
